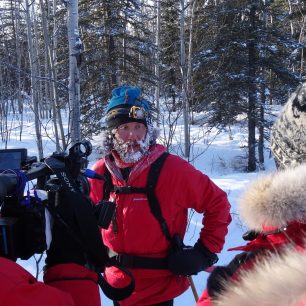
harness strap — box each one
[113,186,147,194]
[103,168,112,200]
[108,250,168,269]
[146,152,172,241]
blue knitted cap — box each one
[106,86,150,112]
[105,86,151,129]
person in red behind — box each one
[0,189,101,306]
[89,85,232,306]
[197,163,306,306]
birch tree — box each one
[25,0,44,159]
[67,0,82,144]
[39,0,66,150]
[180,0,190,158]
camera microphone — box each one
[82,169,106,181]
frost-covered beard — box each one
[113,130,151,163]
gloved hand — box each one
[207,251,255,298]
[45,189,87,267]
[168,240,218,276]
[242,229,259,241]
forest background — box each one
[0,0,304,304]
[1,0,306,172]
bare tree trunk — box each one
[39,0,63,151]
[187,0,196,124]
[258,83,265,170]
[11,0,23,140]
[247,5,257,172]
[25,0,44,159]
[180,0,190,159]
[67,0,81,144]
[154,0,161,123]
[287,0,294,36]
[31,3,44,120]
[53,0,66,149]
[0,66,9,147]
[106,5,117,89]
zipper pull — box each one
[112,207,118,234]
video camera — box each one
[0,141,93,261]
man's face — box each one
[113,122,149,163]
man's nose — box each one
[127,128,138,140]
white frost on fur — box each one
[111,125,159,163]
[239,163,306,230]
[215,248,306,306]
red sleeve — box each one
[2,282,75,306]
[89,159,107,204]
[197,177,232,253]
[0,257,75,306]
[169,156,231,253]
[44,264,100,306]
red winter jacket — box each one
[197,222,306,306]
[0,257,100,306]
[89,144,231,306]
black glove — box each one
[207,251,255,298]
[242,230,259,241]
[45,189,87,267]
[168,240,218,276]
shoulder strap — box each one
[146,152,172,241]
[103,166,113,200]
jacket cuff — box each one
[195,240,219,266]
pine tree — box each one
[191,0,305,170]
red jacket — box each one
[0,257,100,306]
[89,144,231,305]
[197,222,306,306]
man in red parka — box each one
[0,189,101,306]
[89,85,232,306]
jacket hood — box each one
[239,163,306,230]
[215,247,306,306]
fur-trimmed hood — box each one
[239,163,306,230]
[215,248,306,306]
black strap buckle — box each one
[115,254,134,267]
[113,186,147,194]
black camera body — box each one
[0,195,46,260]
[0,141,94,261]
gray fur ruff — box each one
[271,82,306,169]
[214,247,306,306]
[238,163,306,230]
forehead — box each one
[117,122,147,129]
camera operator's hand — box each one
[168,240,218,276]
[207,251,255,298]
[45,189,88,267]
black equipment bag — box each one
[44,157,135,301]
